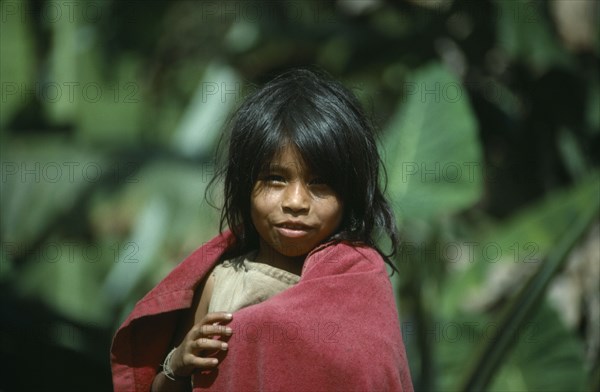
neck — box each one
[254,246,305,276]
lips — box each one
[275,221,313,238]
[277,221,311,230]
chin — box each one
[276,247,309,258]
[274,242,313,258]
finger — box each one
[190,313,233,338]
[202,312,233,325]
[197,323,233,338]
[195,337,228,352]
[189,356,219,369]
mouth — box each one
[275,221,313,238]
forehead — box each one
[267,144,311,174]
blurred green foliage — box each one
[1,1,598,391]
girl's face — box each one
[251,145,343,266]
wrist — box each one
[162,347,190,381]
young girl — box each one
[111,69,413,391]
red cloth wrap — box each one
[111,232,413,391]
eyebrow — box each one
[262,163,313,177]
[265,164,289,172]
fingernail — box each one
[211,358,218,364]
[225,313,233,319]
[225,327,233,334]
[221,342,228,350]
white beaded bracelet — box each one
[162,347,188,381]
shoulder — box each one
[182,231,235,267]
[302,241,387,277]
[116,232,234,328]
[308,240,383,264]
[151,233,230,291]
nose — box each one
[282,181,310,214]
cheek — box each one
[250,187,278,222]
[320,198,344,228]
[250,196,264,227]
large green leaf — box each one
[436,302,587,392]
[75,53,146,144]
[13,239,112,325]
[7,156,221,326]
[460,194,596,391]
[489,303,587,392]
[494,0,573,72]
[0,1,36,129]
[171,62,240,158]
[1,137,105,247]
[92,160,221,325]
[429,172,599,391]
[384,63,483,223]
[440,172,600,319]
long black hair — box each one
[207,68,399,270]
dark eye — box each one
[263,175,286,183]
[309,177,327,185]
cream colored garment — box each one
[208,256,300,313]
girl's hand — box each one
[169,312,233,377]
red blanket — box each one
[111,232,413,391]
